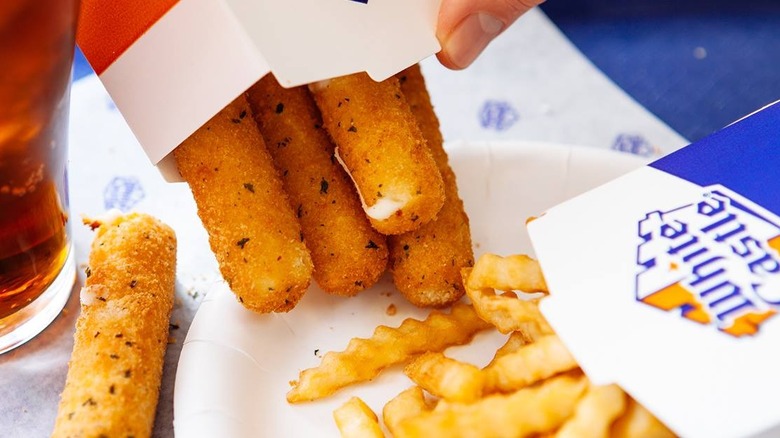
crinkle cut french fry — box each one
[519,320,554,341]
[484,335,578,393]
[467,254,548,293]
[246,77,388,296]
[486,331,535,368]
[287,303,491,403]
[309,73,445,235]
[395,375,588,438]
[333,397,385,438]
[556,384,627,438]
[463,267,553,334]
[611,398,676,438]
[382,387,430,436]
[174,95,313,313]
[404,352,484,403]
[53,213,176,438]
[388,64,473,308]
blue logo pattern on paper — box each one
[105,97,117,112]
[479,100,519,131]
[612,133,655,157]
[634,102,780,337]
[104,176,145,212]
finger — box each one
[436,0,544,69]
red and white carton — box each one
[528,101,780,438]
[76,0,440,180]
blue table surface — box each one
[541,0,780,142]
[72,1,780,144]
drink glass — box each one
[0,0,80,353]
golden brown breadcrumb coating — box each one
[309,73,444,235]
[174,95,313,313]
[389,64,474,307]
[247,77,388,296]
[53,213,176,438]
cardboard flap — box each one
[77,0,441,166]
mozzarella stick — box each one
[246,76,388,296]
[388,64,474,307]
[174,95,313,312]
[52,213,176,438]
[309,73,445,235]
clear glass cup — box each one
[0,0,80,353]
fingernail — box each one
[442,13,503,69]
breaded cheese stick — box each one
[309,73,445,235]
[388,64,474,307]
[174,95,313,312]
[246,76,388,296]
[52,213,176,438]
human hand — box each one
[436,0,545,69]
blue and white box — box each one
[529,102,780,438]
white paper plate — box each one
[173,141,646,437]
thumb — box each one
[436,0,544,69]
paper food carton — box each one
[528,101,780,438]
[76,0,440,180]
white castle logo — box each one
[636,185,780,337]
